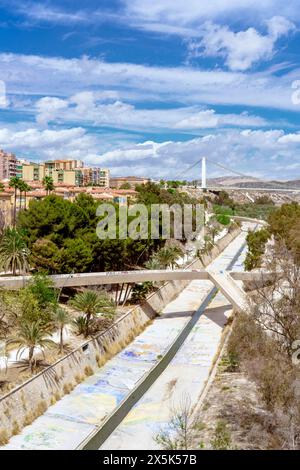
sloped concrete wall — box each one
[0,228,240,442]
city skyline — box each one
[0,1,299,179]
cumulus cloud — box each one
[35,97,68,125]
[278,132,300,143]
[174,110,267,129]
[0,127,97,160]
[95,129,300,180]
[1,123,300,180]
[188,16,295,71]
[34,92,268,132]
[174,110,219,129]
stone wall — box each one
[0,228,240,442]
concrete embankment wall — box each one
[0,228,240,442]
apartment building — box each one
[51,169,83,186]
[0,149,17,181]
[20,162,46,182]
[82,167,110,187]
[44,159,84,172]
[0,152,109,188]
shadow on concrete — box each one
[156,310,195,320]
[140,302,159,319]
[203,304,232,327]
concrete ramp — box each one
[207,271,248,312]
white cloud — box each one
[1,123,300,180]
[174,110,267,129]
[6,0,300,32]
[174,110,219,129]
[267,16,295,39]
[13,2,90,25]
[0,127,97,160]
[1,53,299,113]
[122,0,300,35]
[36,97,68,125]
[278,132,300,143]
[188,17,294,71]
[95,129,300,180]
[34,92,268,131]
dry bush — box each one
[250,242,300,355]
[227,311,270,363]
[155,393,195,450]
[227,310,300,448]
[84,365,93,376]
[0,429,9,445]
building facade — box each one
[20,162,46,182]
[0,149,17,181]
[16,158,108,187]
[44,160,84,172]
[82,167,110,187]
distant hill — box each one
[206,176,300,190]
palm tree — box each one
[145,257,163,270]
[69,290,115,336]
[8,320,55,372]
[9,176,21,226]
[53,307,71,353]
[17,179,26,212]
[207,223,221,244]
[0,227,30,275]
[156,246,184,269]
[42,176,54,195]
[197,235,214,266]
[19,181,31,210]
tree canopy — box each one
[17,193,162,274]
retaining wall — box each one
[0,228,240,442]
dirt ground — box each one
[191,352,281,450]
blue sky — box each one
[0,0,300,180]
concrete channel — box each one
[100,234,249,450]
[80,287,218,449]
[81,232,248,450]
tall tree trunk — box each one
[13,188,17,227]
[19,190,22,212]
[28,346,35,372]
[85,313,91,337]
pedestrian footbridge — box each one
[0,268,274,313]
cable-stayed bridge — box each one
[180,157,300,194]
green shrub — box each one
[211,421,232,450]
[131,282,154,303]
